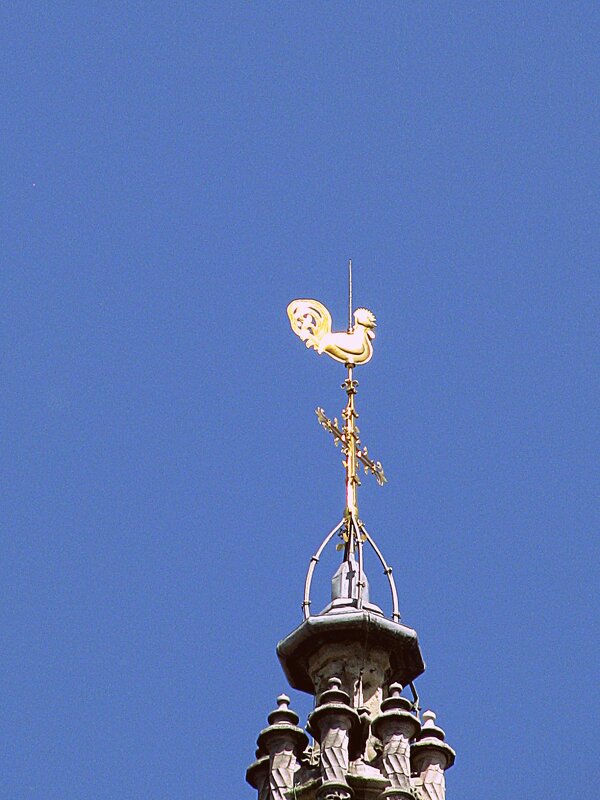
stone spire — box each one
[246,541,456,799]
[246,282,456,799]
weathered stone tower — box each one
[246,286,455,800]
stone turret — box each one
[255,694,309,800]
[246,549,455,800]
[411,711,455,800]
[307,677,360,800]
[371,683,421,799]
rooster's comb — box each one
[354,307,376,325]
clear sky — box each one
[2,3,598,799]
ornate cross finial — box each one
[286,263,386,555]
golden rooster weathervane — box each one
[287,261,387,584]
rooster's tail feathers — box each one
[287,299,332,351]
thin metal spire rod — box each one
[348,258,353,332]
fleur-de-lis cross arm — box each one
[316,407,387,488]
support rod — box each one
[359,522,401,622]
[302,519,345,619]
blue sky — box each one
[2,3,599,798]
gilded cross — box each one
[316,368,387,526]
